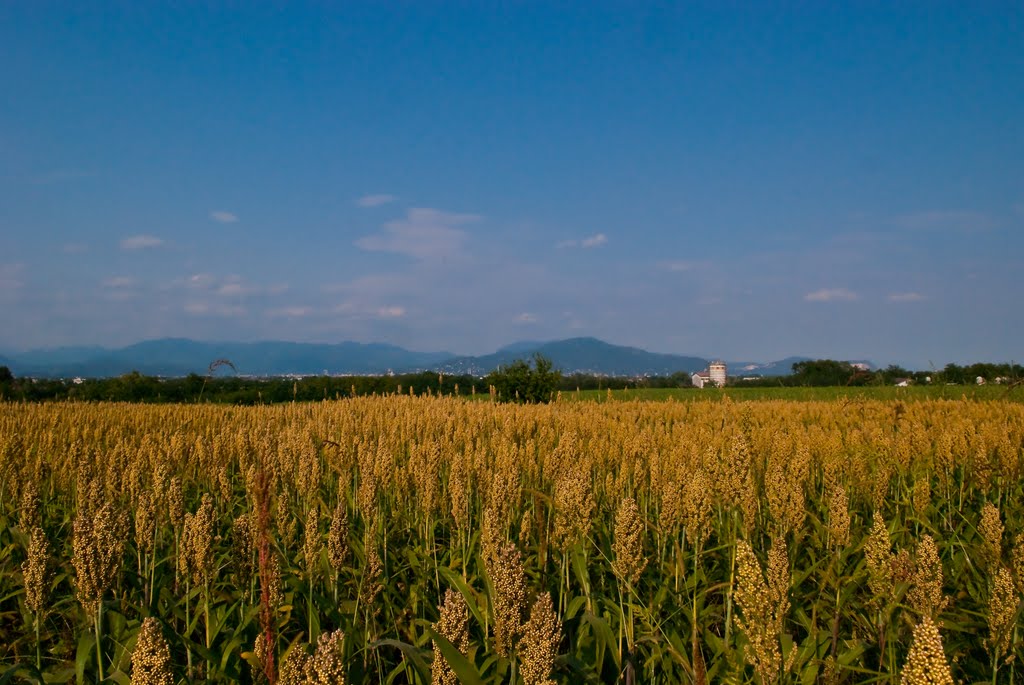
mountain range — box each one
[0,337,842,379]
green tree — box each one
[486,354,562,403]
[791,360,865,386]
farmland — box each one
[1,395,1023,683]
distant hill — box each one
[2,337,858,379]
[439,337,709,376]
[7,339,454,378]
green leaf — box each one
[426,628,487,685]
[438,566,486,629]
[0,663,43,685]
[75,632,96,685]
[582,611,620,673]
[372,638,431,682]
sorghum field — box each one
[1,396,1023,684]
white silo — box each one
[709,360,727,387]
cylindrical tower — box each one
[709,360,727,387]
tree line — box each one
[1,356,1018,404]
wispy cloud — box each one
[895,210,993,232]
[183,302,246,317]
[660,260,699,272]
[210,211,238,223]
[804,288,859,302]
[267,306,313,318]
[0,263,25,292]
[558,233,608,249]
[101,276,136,288]
[376,305,406,318]
[120,234,164,250]
[356,207,479,259]
[101,276,138,300]
[175,273,287,300]
[888,292,926,303]
[356,194,397,208]
[516,312,538,323]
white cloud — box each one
[376,305,406,318]
[356,207,479,259]
[210,211,238,223]
[804,288,859,302]
[356,194,397,208]
[267,306,313,318]
[558,233,608,249]
[120,234,164,250]
[184,273,216,289]
[516,312,538,324]
[888,292,926,303]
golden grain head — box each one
[734,539,781,684]
[612,496,646,586]
[827,486,851,549]
[304,630,346,684]
[901,616,954,685]
[22,525,49,615]
[987,566,1018,657]
[432,589,470,685]
[908,535,947,620]
[487,539,528,658]
[327,501,350,571]
[130,618,174,685]
[979,501,1004,571]
[519,592,561,685]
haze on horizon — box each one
[1,4,1021,369]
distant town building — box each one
[693,361,727,388]
[894,378,911,387]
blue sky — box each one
[1,3,1021,367]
